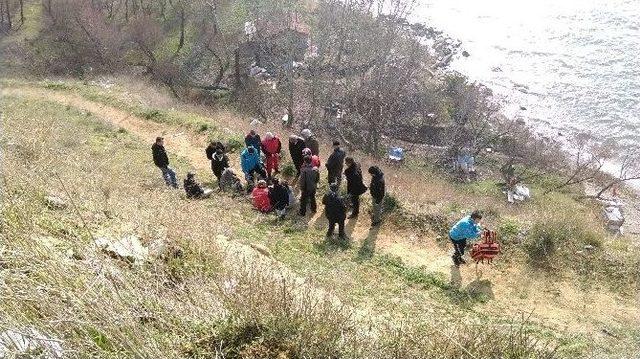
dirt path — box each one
[3,85,639,350]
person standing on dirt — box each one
[152,137,178,189]
[298,156,319,216]
[301,129,319,156]
[245,129,262,155]
[206,142,229,185]
[344,157,367,218]
[449,210,483,267]
[205,140,225,159]
[326,140,346,187]
[241,146,266,192]
[322,183,348,240]
[288,135,306,177]
[261,132,282,178]
[368,166,385,228]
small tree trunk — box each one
[18,0,23,25]
[234,48,241,91]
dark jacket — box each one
[205,142,225,160]
[305,136,320,156]
[326,147,346,174]
[269,183,289,210]
[299,164,319,193]
[369,166,385,203]
[245,134,262,153]
[344,164,367,196]
[289,138,306,167]
[322,191,347,221]
[184,177,204,198]
[152,143,169,168]
[211,153,230,177]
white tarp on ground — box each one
[507,184,531,203]
[602,202,625,234]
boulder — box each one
[0,328,63,358]
[95,235,148,264]
[44,196,67,210]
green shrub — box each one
[225,135,245,153]
[525,214,602,265]
[498,217,520,243]
[280,162,297,178]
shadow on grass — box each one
[356,226,380,261]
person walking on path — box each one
[269,178,289,219]
[368,166,385,227]
[326,141,346,187]
[261,132,282,178]
[152,136,178,188]
[344,157,367,218]
[288,135,306,177]
[448,211,483,266]
[241,146,266,192]
[301,129,319,156]
[322,183,348,240]
[298,156,319,216]
[245,130,262,155]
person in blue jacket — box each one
[449,210,483,266]
[240,146,266,192]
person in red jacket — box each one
[252,180,272,213]
[261,132,282,178]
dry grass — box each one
[2,80,639,357]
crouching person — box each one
[184,172,213,199]
[449,210,483,266]
[252,180,272,213]
[322,183,347,240]
[219,168,244,193]
[269,178,289,219]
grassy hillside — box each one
[1,78,639,358]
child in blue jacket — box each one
[449,210,483,266]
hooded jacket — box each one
[299,164,319,193]
[211,153,230,177]
[184,177,204,198]
[368,166,385,203]
[269,183,289,210]
[322,190,347,221]
[344,164,367,196]
[261,136,282,156]
[449,216,481,242]
[304,136,320,156]
[245,133,262,153]
[252,186,271,212]
[289,137,306,166]
[152,143,169,168]
[326,147,346,174]
[240,148,261,174]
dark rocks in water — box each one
[462,50,470,57]
[519,106,527,111]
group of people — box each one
[151,128,386,240]
[153,130,483,265]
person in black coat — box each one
[288,135,306,177]
[322,183,347,239]
[344,157,368,218]
[269,178,289,219]
[368,166,386,227]
[205,141,225,160]
[152,137,178,188]
[210,148,230,184]
[325,141,346,187]
[245,130,261,155]
[184,172,212,199]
